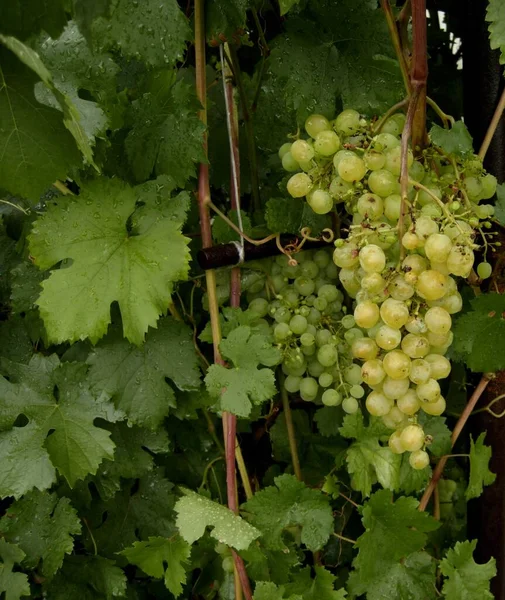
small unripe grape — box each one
[389,430,406,454]
[317,344,338,367]
[308,189,333,214]
[342,396,359,414]
[314,130,341,156]
[319,372,333,388]
[284,375,302,393]
[425,354,451,380]
[376,325,402,350]
[282,151,300,172]
[354,301,380,328]
[383,350,411,379]
[409,449,430,470]
[397,389,421,415]
[299,377,319,401]
[382,376,410,399]
[359,244,386,273]
[366,390,393,416]
[361,359,386,386]
[338,155,366,182]
[368,169,398,197]
[322,388,342,406]
[380,298,410,329]
[335,109,361,136]
[424,233,453,262]
[477,262,493,279]
[351,337,379,360]
[416,378,441,403]
[409,359,432,384]
[278,142,292,160]
[287,173,313,197]
[420,395,446,416]
[400,424,425,452]
[291,139,315,163]
[416,270,448,301]
[305,113,331,138]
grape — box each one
[401,333,430,358]
[361,272,386,293]
[284,288,301,307]
[351,337,379,360]
[446,245,475,277]
[361,359,386,386]
[388,430,406,454]
[294,276,316,297]
[284,375,301,393]
[354,300,380,328]
[274,307,291,324]
[283,262,301,279]
[397,389,421,415]
[381,113,406,136]
[344,363,363,385]
[420,395,446,416]
[389,275,414,301]
[338,155,366,182]
[307,360,325,378]
[291,139,315,163]
[333,241,359,268]
[319,372,333,387]
[409,450,430,470]
[308,189,334,214]
[249,298,269,318]
[383,350,411,379]
[357,193,384,219]
[380,298,410,329]
[409,358,432,384]
[414,216,439,242]
[416,270,448,301]
[384,194,402,221]
[480,173,497,199]
[409,160,425,181]
[375,325,402,350]
[424,307,452,334]
[318,284,339,302]
[287,173,313,197]
[382,376,410,400]
[463,176,482,200]
[383,406,408,429]
[222,556,235,573]
[444,220,473,240]
[301,260,320,279]
[314,130,341,156]
[425,354,451,379]
[274,322,291,341]
[342,396,359,414]
[278,142,292,160]
[322,389,342,406]
[405,315,428,335]
[366,391,393,416]
[282,152,300,172]
[316,329,333,346]
[400,425,425,452]
[359,244,386,273]
[317,344,338,367]
[424,233,452,262]
[335,109,361,136]
[416,378,441,403]
[307,308,322,325]
[329,176,354,202]
[305,113,331,138]
[368,169,398,197]
[300,377,318,401]
[373,132,401,151]
[418,184,441,207]
[314,297,328,311]
[350,384,365,398]
[364,150,386,171]
[290,315,308,334]
[385,146,413,176]
[403,254,429,274]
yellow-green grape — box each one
[361,359,386,386]
[334,108,361,136]
[364,150,386,171]
[384,193,402,221]
[354,300,381,328]
[287,173,313,198]
[409,160,425,181]
[282,151,300,172]
[405,315,428,335]
[319,372,334,388]
[479,173,497,200]
[373,132,401,151]
[308,189,334,214]
[376,325,402,350]
[284,375,302,393]
[418,184,442,207]
[400,424,425,452]
[401,333,430,359]
[415,270,448,301]
[322,388,342,406]
[424,233,453,262]
[424,306,452,334]
[384,146,413,176]
[403,254,429,274]
[383,350,411,380]
[444,219,473,240]
[446,245,475,277]
[314,130,341,156]
[409,358,432,384]
[409,449,430,470]
[416,378,441,403]
[338,154,366,182]
[359,244,386,273]
[463,175,483,200]
[380,113,406,136]
[333,241,359,268]
[366,390,393,416]
[397,389,421,415]
[361,272,386,293]
[382,376,410,399]
[382,406,408,429]
[425,354,451,379]
[342,396,360,414]
[333,149,357,169]
[389,275,415,301]
[351,337,379,360]
[380,298,410,329]
[477,261,493,279]
[329,176,354,202]
[388,430,406,454]
[290,139,315,163]
[368,169,398,197]
[278,142,292,159]
[357,193,384,219]
[305,113,331,138]
[420,395,446,415]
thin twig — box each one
[235,439,254,500]
[279,372,302,481]
[418,374,492,512]
[380,0,412,95]
[478,87,505,161]
[427,96,455,128]
[0,199,30,214]
[332,532,357,545]
[372,98,409,134]
[53,180,74,195]
[207,200,277,245]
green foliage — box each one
[487,0,505,66]
[495,182,505,225]
[205,325,280,416]
[430,121,474,158]
[452,293,505,372]
[440,540,496,599]
[265,197,332,235]
[466,433,496,500]
[0,540,30,600]
[284,566,347,599]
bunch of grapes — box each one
[277,108,499,469]
[246,247,365,412]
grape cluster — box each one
[277,108,499,469]
[246,248,364,412]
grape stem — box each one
[410,0,428,150]
[472,393,505,419]
[418,374,492,512]
[195,3,252,598]
[478,86,505,161]
[380,0,411,95]
[426,97,455,129]
[279,371,303,482]
[372,98,409,134]
[332,532,357,545]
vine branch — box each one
[478,86,505,161]
[279,372,302,481]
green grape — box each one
[307,307,322,325]
[274,322,291,341]
[278,142,292,160]
[326,262,339,280]
[409,160,425,181]
[283,361,306,377]
[380,114,404,136]
[282,152,300,172]
[418,184,441,207]
[329,176,354,202]
[274,307,291,323]
[357,192,384,219]
[287,173,313,197]
[322,388,342,406]
[338,154,366,182]
[307,360,326,378]
[313,250,330,268]
[463,176,483,200]
[302,344,316,356]
[222,557,235,573]
[283,288,300,307]
[480,173,497,199]
[344,327,364,345]
[283,262,301,279]
[372,132,401,151]
[315,329,332,347]
[342,396,359,414]
[248,298,269,318]
[300,332,315,347]
[384,146,413,176]
[291,139,315,163]
[317,343,338,367]
[308,189,333,214]
[341,315,356,329]
[314,130,341,156]
[314,297,328,311]
[477,261,492,279]
[319,372,333,387]
[284,375,302,393]
[344,363,363,385]
[305,113,331,138]
[290,314,308,334]
[318,283,339,302]
[368,169,397,197]
[294,276,316,296]
[350,384,365,399]
[334,108,361,136]
[215,543,228,554]
[364,150,386,171]
[300,377,319,401]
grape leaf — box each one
[243,543,300,588]
[0,356,116,497]
[0,35,97,170]
[440,540,496,599]
[0,0,68,40]
[28,177,191,345]
[212,209,253,244]
[487,0,505,66]
[284,566,347,600]
[398,454,430,495]
[125,71,206,185]
[206,0,251,40]
[494,182,505,225]
[452,293,505,373]
[0,47,80,201]
[466,432,496,500]
[0,490,81,578]
[265,197,331,235]
[0,540,30,600]
[44,555,127,600]
[418,414,452,457]
[339,412,401,497]
[242,474,333,552]
[204,325,280,417]
[87,317,201,429]
[430,121,474,158]
[254,581,302,600]
[199,307,263,343]
[175,489,261,551]
[34,22,122,145]
[120,536,191,597]
[279,0,302,16]
[314,406,344,438]
[9,261,45,315]
[348,490,439,593]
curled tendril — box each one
[300,227,335,244]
